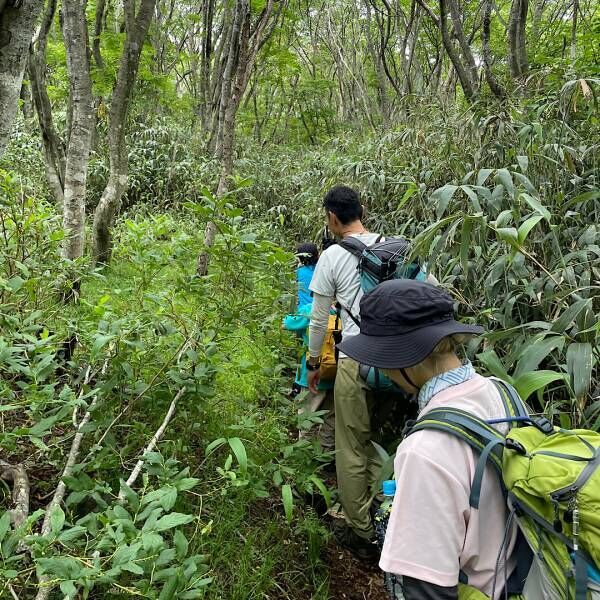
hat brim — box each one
[337,320,484,369]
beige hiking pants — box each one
[334,358,383,540]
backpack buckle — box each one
[531,416,554,434]
[505,438,527,455]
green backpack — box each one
[406,378,600,600]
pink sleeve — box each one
[379,448,470,587]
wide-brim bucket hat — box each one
[337,280,483,369]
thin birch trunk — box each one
[0,0,43,157]
[92,0,156,265]
[61,0,94,260]
[29,0,66,204]
[196,0,284,277]
[438,0,478,100]
[570,0,579,64]
[482,0,506,98]
[508,0,529,78]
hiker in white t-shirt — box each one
[338,280,519,600]
[307,185,382,559]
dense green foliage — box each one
[1,0,599,597]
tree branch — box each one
[118,387,185,500]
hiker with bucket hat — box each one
[338,279,520,600]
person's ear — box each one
[360,204,366,219]
[329,212,341,233]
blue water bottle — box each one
[374,480,404,599]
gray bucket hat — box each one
[337,280,483,369]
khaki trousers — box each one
[334,358,382,539]
[298,389,335,452]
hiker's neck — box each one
[340,221,367,238]
[409,354,463,389]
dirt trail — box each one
[324,542,388,600]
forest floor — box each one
[325,543,387,600]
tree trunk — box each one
[438,0,478,100]
[199,0,214,132]
[29,0,66,204]
[0,0,43,158]
[93,0,106,68]
[364,0,390,123]
[482,0,505,99]
[570,0,579,63]
[92,0,156,265]
[61,0,94,260]
[508,0,529,78]
[196,0,284,277]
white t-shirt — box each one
[309,233,381,346]
[379,374,517,598]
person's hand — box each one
[308,368,321,394]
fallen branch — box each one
[90,335,194,460]
[34,358,108,600]
[8,584,20,600]
[118,387,185,501]
[0,460,30,529]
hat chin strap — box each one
[399,367,419,391]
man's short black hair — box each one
[296,242,319,266]
[323,185,363,225]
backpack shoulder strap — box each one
[338,236,368,258]
[490,378,529,420]
[406,407,506,508]
[336,235,381,325]
[338,234,384,258]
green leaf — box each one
[37,556,80,578]
[371,440,390,462]
[551,299,592,334]
[496,169,514,196]
[513,370,565,400]
[516,155,529,172]
[29,414,60,437]
[174,529,189,559]
[431,184,458,219]
[513,336,565,379]
[175,477,199,491]
[476,168,494,186]
[159,575,180,600]
[58,526,87,543]
[205,437,226,457]
[50,505,65,535]
[227,437,248,477]
[91,334,113,356]
[141,531,164,550]
[119,480,140,511]
[179,579,213,597]
[566,343,594,402]
[0,511,11,542]
[476,350,513,382]
[460,185,482,212]
[460,217,474,273]
[281,484,293,523]
[123,561,145,575]
[59,580,77,598]
[154,512,194,532]
[113,505,132,521]
[495,227,519,250]
[373,453,395,497]
[160,486,177,511]
[309,476,331,509]
[517,214,544,244]
[520,193,551,222]
[397,183,418,210]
